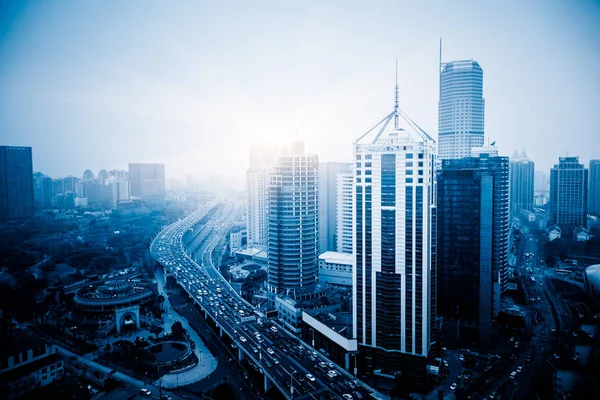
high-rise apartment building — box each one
[589,160,600,216]
[319,162,352,253]
[437,154,509,348]
[353,90,436,385]
[336,169,353,254]
[267,142,319,300]
[82,169,94,181]
[550,157,588,234]
[438,60,485,160]
[128,163,166,200]
[510,151,535,216]
[0,146,34,221]
[33,172,53,210]
[111,180,131,209]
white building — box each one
[246,147,273,247]
[336,170,353,254]
[319,162,352,253]
[353,84,437,376]
[318,251,353,287]
[111,180,131,209]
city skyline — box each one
[1,1,599,187]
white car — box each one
[450,383,458,390]
[240,337,247,342]
[306,374,315,382]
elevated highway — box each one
[150,199,384,400]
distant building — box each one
[62,176,78,193]
[87,184,112,208]
[246,147,273,247]
[0,146,34,221]
[437,154,509,348]
[319,162,352,253]
[111,180,131,209]
[336,169,353,254]
[51,179,64,196]
[267,141,319,300]
[535,170,549,192]
[510,151,535,215]
[229,227,246,255]
[82,169,94,181]
[589,160,600,216]
[318,251,353,287]
[471,145,498,157]
[547,225,562,241]
[438,60,485,160]
[550,156,588,235]
[33,173,52,210]
[97,169,108,185]
[128,163,165,200]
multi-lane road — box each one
[150,199,382,400]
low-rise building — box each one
[318,251,353,287]
[547,225,562,241]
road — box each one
[150,198,384,400]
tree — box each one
[150,325,163,339]
[171,321,185,337]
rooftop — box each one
[318,251,353,265]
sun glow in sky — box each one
[1,0,599,188]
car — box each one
[342,394,353,400]
[319,362,327,369]
[327,362,334,368]
[306,374,316,382]
[352,391,364,399]
[240,337,247,342]
[267,348,275,355]
[516,366,523,373]
[265,360,272,367]
[298,375,305,382]
[140,388,152,396]
[270,326,278,333]
[510,371,517,379]
[459,354,465,362]
[450,383,458,390]
[273,358,280,365]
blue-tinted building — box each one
[0,146,34,221]
[437,154,509,348]
[438,60,485,160]
[550,157,588,235]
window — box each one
[366,154,372,160]
[406,153,413,159]
[356,155,361,160]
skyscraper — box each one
[128,163,166,200]
[319,162,352,252]
[510,151,535,216]
[33,172,53,210]
[438,60,485,160]
[267,141,319,300]
[353,86,436,385]
[0,146,34,221]
[437,154,509,348]
[550,157,588,234]
[589,160,600,216]
[246,146,274,247]
[336,169,353,254]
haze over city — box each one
[1,0,599,186]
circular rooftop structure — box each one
[584,265,600,304]
[74,279,154,311]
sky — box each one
[1,0,599,188]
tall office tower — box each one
[438,60,485,160]
[336,169,353,254]
[319,162,352,252]
[82,169,94,181]
[353,87,436,386]
[33,172,53,210]
[267,141,319,300]
[510,150,535,216]
[589,160,600,216]
[128,163,166,200]
[246,146,274,247]
[0,146,34,221]
[52,179,64,196]
[437,154,509,348]
[550,156,588,234]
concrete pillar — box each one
[238,347,244,361]
[345,353,350,371]
[264,374,271,392]
[220,327,223,338]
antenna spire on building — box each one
[394,58,399,129]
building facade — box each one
[589,160,600,216]
[128,163,165,200]
[353,95,437,385]
[438,60,485,160]
[267,142,319,300]
[0,146,34,221]
[33,173,53,210]
[319,162,352,253]
[550,157,588,234]
[510,151,535,216]
[336,169,353,254]
[246,166,269,246]
[111,180,131,208]
[437,154,509,348]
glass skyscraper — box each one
[0,146,34,221]
[437,154,509,348]
[510,151,535,216]
[550,156,588,234]
[267,142,319,300]
[438,60,485,160]
[589,160,600,217]
[353,94,436,388]
[128,163,166,200]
